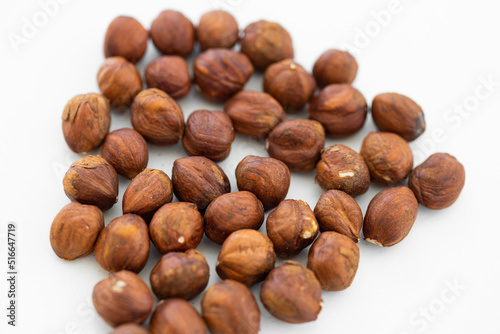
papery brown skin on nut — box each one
[149,299,207,334]
[313,49,358,87]
[104,16,148,63]
[409,153,465,209]
[363,186,419,247]
[110,323,150,334]
[150,10,195,57]
[145,56,191,100]
[197,10,239,51]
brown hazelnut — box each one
[149,299,207,334]
[131,88,185,146]
[315,144,370,197]
[62,93,110,154]
[150,10,195,57]
[204,191,264,245]
[260,261,322,324]
[63,155,118,211]
[409,153,465,209]
[193,49,254,101]
[372,93,426,141]
[101,128,148,179]
[266,119,325,172]
[313,49,358,87]
[50,202,104,261]
[307,232,360,291]
[197,10,239,51]
[111,323,150,334]
[150,249,209,300]
[202,280,260,334]
[172,156,231,210]
[149,202,203,254]
[94,214,150,273]
[224,90,285,139]
[104,16,148,63]
[266,200,319,258]
[314,190,363,243]
[363,186,419,247]
[182,109,235,161]
[308,84,367,137]
[92,270,154,327]
[145,56,191,100]
[360,132,414,185]
[263,59,316,112]
[235,155,290,210]
[241,20,294,70]
[97,57,142,109]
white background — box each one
[1,0,500,333]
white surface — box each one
[1,0,500,333]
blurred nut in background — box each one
[104,16,148,63]
[197,10,239,50]
[145,56,191,100]
[149,299,207,334]
[150,10,195,57]
[313,49,358,87]
[110,323,150,334]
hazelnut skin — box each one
[197,10,239,51]
[110,323,150,334]
[313,49,358,87]
[149,299,207,334]
[104,16,148,63]
[145,56,191,100]
[150,10,195,57]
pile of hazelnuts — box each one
[50,9,466,334]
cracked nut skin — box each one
[307,232,360,291]
[216,229,276,286]
[267,119,325,172]
[363,186,419,247]
[150,249,209,300]
[149,202,203,254]
[92,270,154,327]
[149,299,207,334]
[197,10,239,51]
[409,153,465,209]
[101,128,148,179]
[145,56,191,100]
[50,202,104,261]
[372,93,426,141]
[313,49,358,87]
[315,144,370,197]
[205,191,265,245]
[104,16,148,63]
[111,323,150,334]
[235,155,290,210]
[172,156,231,211]
[260,261,322,324]
[62,93,111,154]
[63,155,118,211]
[150,10,195,57]
[266,200,319,258]
[202,280,260,334]
[94,214,150,273]
[314,190,363,243]
[360,132,413,185]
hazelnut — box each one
[131,88,185,146]
[193,49,253,101]
[216,229,276,286]
[235,155,290,210]
[149,299,207,334]
[110,323,150,334]
[149,202,203,254]
[307,232,360,291]
[202,280,260,334]
[266,199,319,258]
[263,59,316,112]
[62,93,110,154]
[92,270,154,327]
[360,132,413,185]
[363,186,419,247]
[94,214,150,273]
[182,109,235,161]
[49,202,104,261]
[172,156,231,210]
[63,155,118,211]
[308,84,367,136]
[150,249,209,300]
[372,93,426,141]
[315,144,370,197]
[197,10,239,51]
[409,153,465,209]
[266,119,325,172]
[204,191,264,245]
[241,20,294,70]
[224,90,285,139]
[150,10,195,57]
[260,261,322,324]
[313,49,358,87]
[314,190,363,243]
[101,128,148,179]
[104,16,148,63]
[145,56,191,100]
[97,57,142,109]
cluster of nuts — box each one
[52,8,466,334]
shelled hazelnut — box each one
[145,56,191,100]
[150,10,195,57]
[197,10,239,50]
[313,49,358,87]
[110,323,150,334]
[104,16,148,63]
[149,299,207,334]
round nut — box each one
[197,10,239,51]
[145,56,191,100]
[110,323,150,334]
[149,299,207,334]
[150,10,195,57]
[104,16,148,63]
[313,49,358,87]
